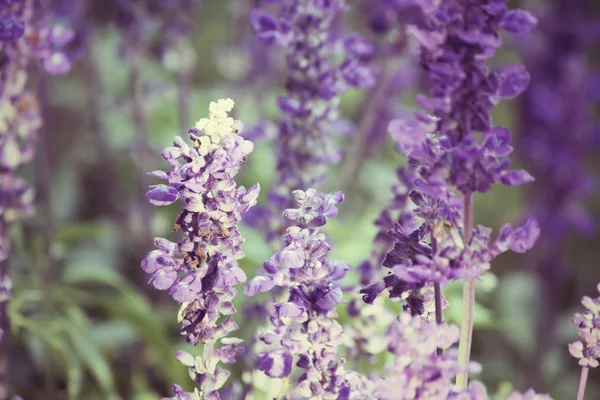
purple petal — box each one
[501,10,537,34]
[147,184,179,206]
[244,276,275,297]
[0,17,25,41]
[257,351,293,378]
[499,65,530,98]
[500,169,534,186]
[508,218,540,253]
[342,34,374,59]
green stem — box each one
[577,366,589,400]
[456,194,474,389]
[434,282,443,356]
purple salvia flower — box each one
[504,389,553,400]
[569,284,600,369]
[357,0,539,389]
[1,0,73,342]
[142,99,259,399]
[373,311,478,399]
[247,0,374,237]
[245,189,373,398]
[516,0,595,386]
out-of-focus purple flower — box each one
[360,0,540,315]
[1,0,74,343]
[516,0,596,384]
[245,189,372,398]
[142,99,259,398]
[374,312,479,399]
[246,0,375,238]
[569,283,600,369]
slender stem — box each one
[430,230,444,356]
[0,251,10,400]
[456,194,474,389]
[338,59,397,192]
[177,70,191,133]
[38,73,55,282]
[38,72,58,399]
[577,366,589,400]
[129,42,151,237]
[434,282,443,356]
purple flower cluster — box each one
[353,0,541,389]
[517,0,596,374]
[249,1,374,227]
[0,0,25,41]
[245,189,372,398]
[569,284,600,369]
[360,0,541,314]
[373,311,475,399]
[141,99,259,399]
[1,0,73,340]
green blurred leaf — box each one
[21,320,83,400]
[101,291,187,387]
[62,264,127,291]
[55,222,114,243]
[492,381,514,400]
[62,318,120,399]
[495,272,539,355]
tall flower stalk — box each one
[141,99,259,399]
[245,189,373,398]
[248,0,374,238]
[517,0,594,385]
[0,0,71,395]
[569,284,600,400]
[359,0,540,388]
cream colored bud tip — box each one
[208,98,235,119]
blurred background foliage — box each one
[5,0,600,399]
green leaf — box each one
[62,264,127,291]
[21,321,83,400]
[492,381,514,400]
[494,272,539,355]
[61,318,120,399]
[100,291,187,387]
[55,222,113,243]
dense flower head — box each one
[504,389,553,400]
[143,98,259,341]
[246,0,374,238]
[245,189,372,398]
[389,0,536,196]
[0,1,25,42]
[360,0,540,313]
[569,283,600,369]
[142,99,258,399]
[1,0,73,321]
[374,311,477,399]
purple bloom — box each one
[245,189,372,398]
[516,0,596,381]
[360,0,540,316]
[569,283,600,369]
[373,312,479,399]
[1,0,74,346]
[246,0,374,238]
[142,99,259,398]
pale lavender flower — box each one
[247,0,374,237]
[245,189,372,398]
[1,0,72,342]
[505,389,553,400]
[569,283,600,369]
[517,0,595,385]
[142,99,259,399]
[373,311,477,399]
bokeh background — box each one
[5,0,600,399]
